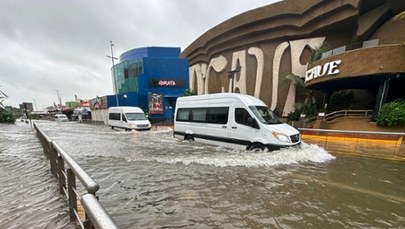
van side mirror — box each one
[247,117,259,129]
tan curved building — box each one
[182,0,405,117]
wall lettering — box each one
[188,37,326,116]
[305,60,342,82]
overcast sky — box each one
[0,0,279,110]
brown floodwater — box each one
[1,120,404,228]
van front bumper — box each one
[264,142,301,151]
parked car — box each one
[54,114,68,122]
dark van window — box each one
[109,112,120,120]
[191,108,207,122]
[176,107,229,124]
[176,108,190,121]
[207,107,228,124]
[235,108,252,126]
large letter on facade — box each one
[204,56,228,94]
[282,37,326,116]
[189,63,207,95]
[271,42,289,111]
[248,47,264,98]
[229,50,247,94]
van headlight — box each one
[272,132,290,143]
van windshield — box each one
[126,112,147,121]
[249,106,283,125]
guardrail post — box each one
[57,155,65,194]
[67,168,77,221]
[48,142,55,175]
[50,144,58,177]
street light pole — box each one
[106,40,119,106]
[123,94,127,106]
[228,62,241,93]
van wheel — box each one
[185,135,195,142]
[249,143,265,152]
[111,126,114,130]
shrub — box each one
[287,102,317,121]
[0,110,16,123]
[376,101,405,127]
[330,91,355,110]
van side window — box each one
[176,107,229,124]
[177,108,190,121]
[235,108,252,126]
[109,113,120,120]
[207,107,228,124]
[191,108,207,122]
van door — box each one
[121,113,128,128]
[229,105,260,150]
[205,106,230,148]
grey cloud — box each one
[0,0,278,109]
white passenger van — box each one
[174,93,301,151]
[108,106,151,131]
[54,113,68,122]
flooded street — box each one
[1,121,405,228]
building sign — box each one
[148,93,164,114]
[305,60,342,82]
[149,79,185,88]
[90,96,105,110]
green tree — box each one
[310,42,330,62]
[285,74,317,120]
[0,109,16,123]
[184,89,197,96]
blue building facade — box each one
[110,47,189,122]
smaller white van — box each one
[54,114,68,122]
[108,106,151,131]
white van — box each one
[54,113,68,122]
[174,93,300,151]
[108,106,151,131]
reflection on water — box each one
[1,120,405,228]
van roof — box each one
[108,106,144,112]
[177,93,265,106]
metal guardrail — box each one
[34,123,119,229]
[324,110,373,122]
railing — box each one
[34,123,118,229]
[320,39,379,60]
[324,110,373,122]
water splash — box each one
[131,142,335,168]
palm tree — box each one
[285,73,304,87]
[0,86,9,109]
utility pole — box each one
[56,89,62,110]
[106,40,119,106]
[33,99,37,111]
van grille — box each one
[137,124,149,128]
[290,134,300,143]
